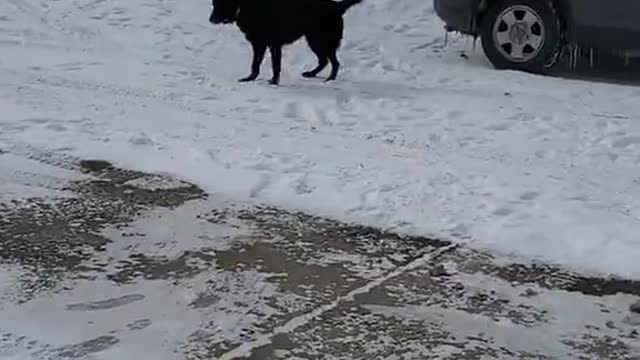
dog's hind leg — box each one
[302,35,329,78]
[324,19,343,82]
[268,46,282,85]
[239,42,267,82]
[325,52,340,82]
[302,56,328,78]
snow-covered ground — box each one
[2,0,640,279]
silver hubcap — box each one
[493,5,545,62]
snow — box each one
[1,279,202,360]
[0,151,88,200]
[2,0,640,279]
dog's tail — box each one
[337,0,363,14]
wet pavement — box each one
[1,148,640,359]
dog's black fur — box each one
[209,0,363,85]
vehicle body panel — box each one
[568,0,640,48]
[434,0,640,49]
[433,0,480,35]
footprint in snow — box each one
[126,319,152,331]
[519,191,540,201]
[612,136,640,149]
[66,294,145,311]
[44,123,68,132]
[492,207,514,217]
[484,123,510,131]
[129,134,155,146]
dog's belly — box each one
[278,29,307,45]
[240,28,306,46]
[237,14,320,46]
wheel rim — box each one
[492,5,545,63]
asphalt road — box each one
[1,148,639,359]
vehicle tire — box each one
[480,0,562,73]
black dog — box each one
[209,0,363,85]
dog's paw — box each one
[268,78,280,86]
[238,75,258,82]
[324,76,337,82]
[301,71,316,78]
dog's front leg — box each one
[268,46,282,85]
[239,42,266,82]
